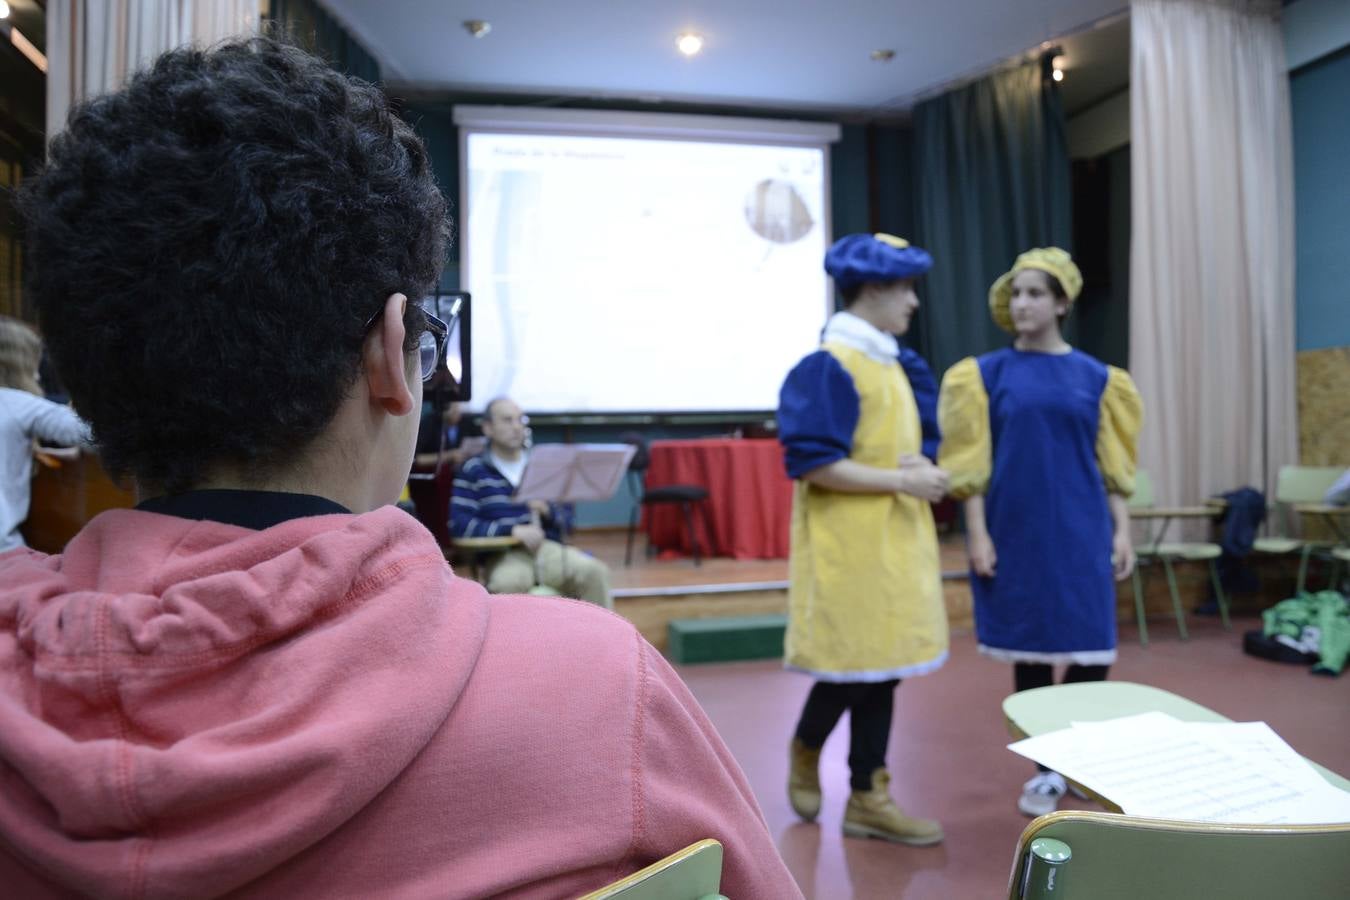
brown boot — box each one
[788,738,822,822]
[842,768,943,846]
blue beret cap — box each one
[824,233,933,291]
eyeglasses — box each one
[363,296,461,382]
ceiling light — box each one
[463,19,491,39]
[677,33,704,57]
[0,1,10,20]
[1052,68,1064,82]
[870,49,896,62]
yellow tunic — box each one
[785,342,949,681]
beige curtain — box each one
[1130,0,1297,517]
[46,0,259,136]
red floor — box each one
[676,615,1350,899]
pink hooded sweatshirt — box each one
[0,505,802,898]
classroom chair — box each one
[1128,470,1228,644]
[619,432,712,567]
[1253,465,1346,594]
[1008,810,1350,899]
[579,839,728,900]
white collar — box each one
[488,449,528,481]
[821,311,900,365]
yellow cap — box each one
[988,247,1082,333]
[872,233,910,249]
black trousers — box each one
[794,679,900,790]
[1012,662,1110,692]
[1013,662,1110,771]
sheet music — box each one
[514,443,637,503]
[1009,712,1350,824]
[1182,721,1328,785]
[1065,718,1323,785]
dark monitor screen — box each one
[422,291,470,402]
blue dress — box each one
[938,348,1142,665]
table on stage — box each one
[642,437,792,560]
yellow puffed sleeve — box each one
[1096,366,1143,496]
[937,357,991,500]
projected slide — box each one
[465,131,830,413]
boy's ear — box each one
[364,293,415,416]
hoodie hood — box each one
[0,505,488,898]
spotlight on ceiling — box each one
[463,20,491,39]
[677,32,704,57]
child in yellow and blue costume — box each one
[938,247,1142,819]
[777,232,949,846]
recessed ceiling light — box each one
[870,49,895,62]
[463,19,491,39]
[1052,68,1064,82]
[677,33,704,57]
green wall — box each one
[1290,45,1350,351]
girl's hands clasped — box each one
[895,454,950,503]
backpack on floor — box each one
[1242,629,1319,666]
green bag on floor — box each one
[1261,591,1350,676]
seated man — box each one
[1,37,798,898]
[452,397,613,608]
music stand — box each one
[514,444,636,506]
[510,444,636,590]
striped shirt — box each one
[450,454,572,540]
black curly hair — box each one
[19,37,451,493]
[837,277,913,307]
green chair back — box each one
[1268,465,1345,540]
[1127,470,1155,509]
[1010,811,1350,900]
[1274,466,1344,504]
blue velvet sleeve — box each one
[898,346,941,462]
[777,351,860,479]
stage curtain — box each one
[1130,0,1297,513]
[46,0,259,136]
[910,54,1073,376]
[266,0,381,82]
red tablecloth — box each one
[643,438,793,560]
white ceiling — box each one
[322,0,1129,115]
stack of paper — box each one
[1008,712,1350,824]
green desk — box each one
[1003,681,1350,809]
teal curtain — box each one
[831,124,871,245]
[911,54,1071,374]
[266,0,381,82]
